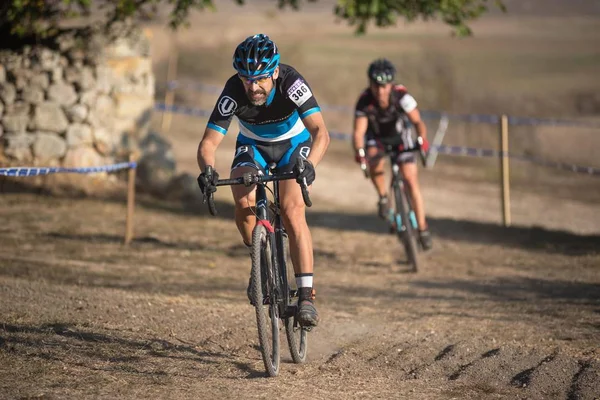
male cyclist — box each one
[352,58,432,251]
[196,34,330,328]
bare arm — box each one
[301,112,330,167]
[352,115,369,152]
[406,108,427,140]
[197,128,226,172]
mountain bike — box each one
[360,139,426,272]
[204,157,312,377]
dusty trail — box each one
[0,175,598,399]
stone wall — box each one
[0,23,155,189]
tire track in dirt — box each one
[306,327,600,399]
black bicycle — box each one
[360,140,426,272]
[204,157,312,377]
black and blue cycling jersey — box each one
[206,64,321,173]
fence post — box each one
[124,152,137,245]
[500,114,511,227]
[160,49,178,134]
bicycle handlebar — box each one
[295,157,313,208]
[204,157,312,216]
[381,140,428,168]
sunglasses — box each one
[238,73,273,85]
[372,74,393,84]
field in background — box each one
[2,3,600,398]
[145,1,600,173]
[140,2,600,234]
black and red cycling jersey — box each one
[354,84,418,141]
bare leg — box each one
[367,146,386,197]
[279,179,312,275]
[230,166,257,245]
[400,162,427,230]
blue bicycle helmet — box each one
[233,34,280,78]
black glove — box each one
[197,168,219,197]
[294,158,316,186]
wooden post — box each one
[124,153,137,245]
[500,114,511,227]
[160,49,178,134]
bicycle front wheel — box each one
[251,224,280,377]
[394,183,420,272]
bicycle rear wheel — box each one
[251,224,280,377]
[281,233,308,363]
[394,183,420,272]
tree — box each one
[334,0,507,36]
[0,0,505,39]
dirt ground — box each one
[2,2,600,399]
[1,136,599,399]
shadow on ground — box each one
[2,190,599,258]
[139,194,600,257]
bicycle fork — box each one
[390,164,418,232]
[255,181,292,319]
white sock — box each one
[295,273,313,288]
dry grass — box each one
[146,6,600,170]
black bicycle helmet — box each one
[232,34,280,78]
[368,58,396,84]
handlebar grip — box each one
[419,150,427,168]
[416,137,428,168]
[205,166,218,216]
[296,157,312,208]
[301,183,312,208]
[207,194,217,216]
[360,163,370,179]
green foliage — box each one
[333,0,507,36]
[0,0,505,39]
[0,0,91,37]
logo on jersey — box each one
[218,96,237,116]
[234,145,249,158]
[287,79,313,107]
[299,146,311,160]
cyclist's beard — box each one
[247,87,268,106]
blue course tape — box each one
[0,162,136,177]
[156,104,599,177]
[329,130,600,176]
[165,79,600,128]
[166,80,222,94]
[155,102,212,118]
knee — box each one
[280,201,306,231]
[233,191,255,211]
[404,173,420,192]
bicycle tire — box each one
[251,224,280,377]
[281,233,308,363]
[394,183,420,272]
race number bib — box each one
[287,79,313,107]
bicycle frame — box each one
[254,173,295,319]
[374,144,421,272]
[384,149,418,231]
[203,157,312,375]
